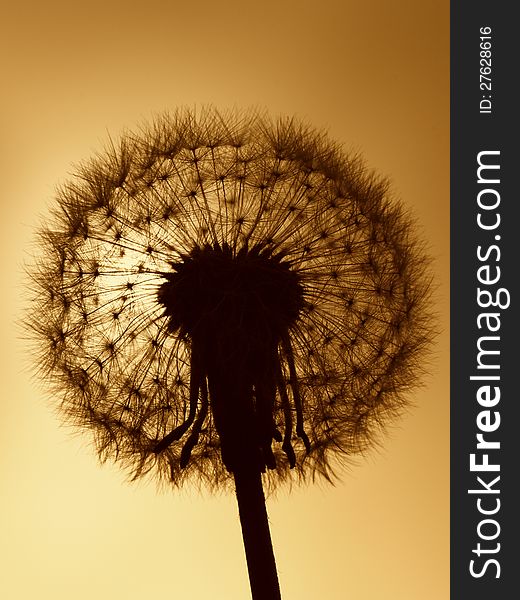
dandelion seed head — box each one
[27,107,434,491]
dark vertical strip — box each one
[451,2,518,597]
[234,469,282,600]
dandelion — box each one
[27,107,434,599]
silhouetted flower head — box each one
[28,108,433,490]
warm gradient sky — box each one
[1,1,449,599]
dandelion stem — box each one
[234,468,282,600]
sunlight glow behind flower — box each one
[28,107,434,491]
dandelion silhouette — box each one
[28,107,434,599]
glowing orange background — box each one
[1,1,449,598]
